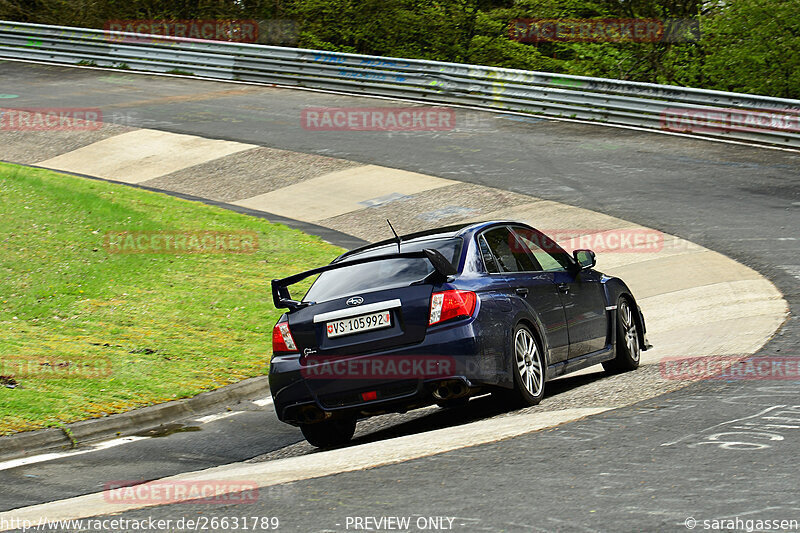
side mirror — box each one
[573,249,596,270]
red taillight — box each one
[361,390,378,401]
[429,290,477,326]
[272,318,297,353]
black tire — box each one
[498,323,546,407]
[603,296,641,374]
[300,418,357,448]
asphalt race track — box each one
[1,60,799,532]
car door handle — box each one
[515,287,529,296]
[557,283,570,294]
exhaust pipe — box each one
[433,385,450,400]
[432,380,469,401]
[298,405,327,424]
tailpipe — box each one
[432,379,469,401]
[298,405,328,424]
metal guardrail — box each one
[1,20,799,148]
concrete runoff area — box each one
[0,65,792,529]
[232,165,457,222]
[36,129,256,183]
[0,124,136,165]
[140,147,361,203]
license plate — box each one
[326,310,391,338]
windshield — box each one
[303,237,463,303]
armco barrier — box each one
[1,20,799,148]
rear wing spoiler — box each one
[271,248,457,311]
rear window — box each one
[303,237,463,303]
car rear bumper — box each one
[268,321,501,425]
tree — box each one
[701,0,800,98]
[291,0,479,61]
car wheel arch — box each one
[513,315,551,369]
[617,292,647,350]
[601,278,647,347]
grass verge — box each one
[0,162,343,435]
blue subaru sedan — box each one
[269,221,649,447]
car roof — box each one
[334,220,524,262]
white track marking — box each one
[660,405,787,447]
[253,396,273,407]
[194,411,242,424]
[0,407,255,472]
[0,436,146,472]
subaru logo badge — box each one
[346,296,364,306]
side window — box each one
[482,227,536,272]
[512,227,571,272]
[478,235,500,273]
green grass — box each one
[0,162,343,435]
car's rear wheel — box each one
[602,296,641,374]
[300,418,357,448]
[498,324,546,407]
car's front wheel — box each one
[300,418,357,448]
[602,296,641,374]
